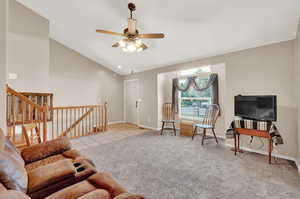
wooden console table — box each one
[234,128,273,164]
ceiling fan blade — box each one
[141,43,148,50]
[139,33,165,39]
[112,42,120,48]
[96,29,124,36]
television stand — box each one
[234,128,273,164]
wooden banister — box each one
[61,107,93,137]
[51,104,107,139]
[6,85,44,111]
[6,84,108,143]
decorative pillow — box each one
[0,150,28,193]
[21,137,71,164]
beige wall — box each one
[4,0,123,123]
[295,20,300,163]
[50,40,123,122]
[125,41,297,159]
[0,0,8,131]
[7,0,49,92]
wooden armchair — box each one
[160,103,176,135]
[192,104,220,145]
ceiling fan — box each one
[96,3,165,52]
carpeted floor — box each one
[72,130,300,199]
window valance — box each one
[172,73,219,113]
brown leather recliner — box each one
[0,129,96,199]
[0,173,145,199]
[45,172,145,199]
[0,129,145,199]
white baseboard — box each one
[138,125,160,131]
[225,143,296,162]
[108,121,125,125]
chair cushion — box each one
[0,150,28,193]
[21,137,71,164]
[27,159,76,194]
[193,124,213,129]
[161,120,175,123]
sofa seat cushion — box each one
[27,159,76,194]
[25,154,65,172]
[21,137,71,164]
[78,189,111,199]
[0,150,28,193]
[45,181,97,199]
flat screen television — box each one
[234,95,277,121]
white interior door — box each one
[125,79,139,125]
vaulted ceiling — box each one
[17,0,300,75]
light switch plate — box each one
[8,73,18,80]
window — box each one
[178,78,212,120]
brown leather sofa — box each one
[0,129,145,199]
[0,173,145,199]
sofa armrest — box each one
[113,193,146,199]
[88,172,127,198]
[21,137,71,164]
[0,190,30,199]
[27,159,76,194]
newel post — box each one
[42,104,48,142]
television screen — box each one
[234,95,277,121]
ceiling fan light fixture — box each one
[118,38,146,53]
[127,43,137,52]
[119,39,127,48]
[137,47,143,52]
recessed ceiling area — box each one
[17,0,300,75]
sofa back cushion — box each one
[0,150,28,193]
[21,137,71,164]
[4,139,24,166]
[0,129,5,150]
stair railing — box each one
[6,85,48,146]
[50,103,107,140]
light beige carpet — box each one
[72,130,300,199]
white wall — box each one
[7,0,49,92]
[50,40,123,122]
[125,40,297,159]
[0,0,8,131]
[295,19,300,164]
